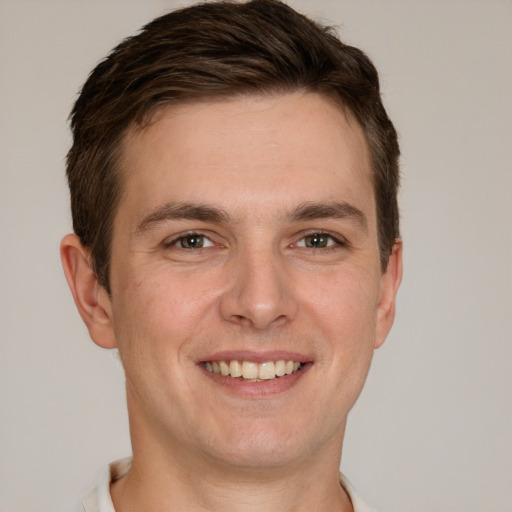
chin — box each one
[203,419,321,471]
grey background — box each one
[1,1,511,511]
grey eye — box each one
[177,234,211,249]
[302,233,333,248]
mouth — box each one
[202,359,305,382]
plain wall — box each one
[0,1,511,511]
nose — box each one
[219,246,298,330]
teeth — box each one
[275,360,286,377]
[258,361,275,380]
[242,361,258,379]
[229,360,242,377]
[204,359,304,380]
[219,360,230,376]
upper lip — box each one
[197,350,313,364]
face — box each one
[103,92,400,472]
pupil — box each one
[183,235,202,248]
[308,234,326,248]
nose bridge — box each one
[220,239,297,329]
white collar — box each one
[83,457,376,512]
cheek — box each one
[109,274,204,407]
[301,265,380,373]
[111,267,219,355]
[308,267,379,333]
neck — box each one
[111,424,352,512]
[111,452,353,512]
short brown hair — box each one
[67,0,400,291]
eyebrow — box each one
[135,202,231,234]
[290,201,368,232]
[134,200,368,234]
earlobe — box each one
[375,239,403,349]
[60,234,117,349]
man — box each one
[60,1,402,511]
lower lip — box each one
[199,363,312,398]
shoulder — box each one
[82,458,131,512]
[339,473,378,512]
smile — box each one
[203,360,304,381]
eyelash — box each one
[163,231,346,251]
[293,231,346,250]
[163,231,216,250]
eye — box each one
[169,233,215,249]
[296,233,341,249]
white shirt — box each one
[83,458,377,512]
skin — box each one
[61,92,402,512]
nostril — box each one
[228,313,290,330]
[229,314,252,327]
[272,314,289,326]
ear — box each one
[60,234,117,349]
[375,239,403,349]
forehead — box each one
[117,92,374,226]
